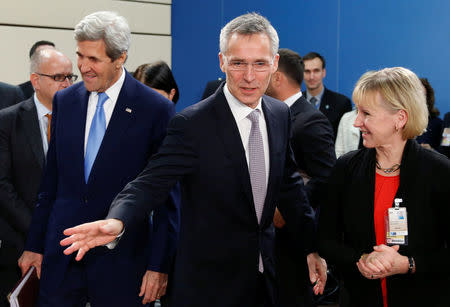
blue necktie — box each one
[84,92,108,182]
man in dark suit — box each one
[18,40,56,100]
[18,12,178,307]
[302,52,352,139]
[61,13,327,307]
[0,48,73,307]
[266,48,335,307]
[0,82,24,110]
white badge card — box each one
[386,206,408,245]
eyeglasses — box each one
[225,57,274,72]
[36,73,78,83]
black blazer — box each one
[318,140,450,306]
[0,97,44,264]
[289,96,336,209]
[107,84,316,307]
[0,82,24,110]
[304,87,352,139]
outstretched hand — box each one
[60,219,124,261]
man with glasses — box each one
[60,13,327,307]
[18,11,178,307]
[0,48,73,307]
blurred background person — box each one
[0,82,24,110]
[335,109,362,158]
[134,61,179,103]
[415,78,443,150]
[439,112,450,158]
[318,67,450,307]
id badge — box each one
[385,199,408,245]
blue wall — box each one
[172,0,450,117]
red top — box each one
[374,172,400,307]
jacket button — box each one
[83,197,88,204]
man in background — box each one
[18,40,56,99]
[302,52,352,139]
[0,48,74,307]
[266,48,335,306]
[19,11,178,307]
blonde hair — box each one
[352,67,428,139]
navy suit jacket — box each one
[0,97,44,265]
[107,84,316,307]
[25,72,179,288]
[289,96,336,209]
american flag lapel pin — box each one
[125,107,132,113]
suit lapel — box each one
[20,98,45,169]
[212,88,254,206]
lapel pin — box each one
[125,108,132,113]
[325,104,330,110]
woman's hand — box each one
[357,245,409,279]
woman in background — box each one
[134,61,179,103]
[318,67,450,307]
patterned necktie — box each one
[45,113,51,143]
[310,96,318,108]
[247,109,267,273]
[84,92,108,182]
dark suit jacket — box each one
[0,97,44,265]
[289,96,336,209]
[18,81,34,100]
[107,84,316,307]
[304,87,352,139]
[439,112,450,158]
[318,140,450,307]
[25,72,179,295]
[0,82,24,110]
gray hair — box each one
[219,13,279,57]
[74,11,131,61]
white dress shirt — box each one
[33,93,51,155]
[84,67,126,155]
[224,83,270,185]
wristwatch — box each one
[407,256,415,274]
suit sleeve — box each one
[0,110,32,234]
[291,112,336,209]
[107,113,197,232]
[24,94,60,253]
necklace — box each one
[376,161,400,174]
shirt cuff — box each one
[105,227,125,250]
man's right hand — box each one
[18,251,43,278]
[60,219,124,261]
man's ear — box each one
[30,73,40,91]
[219,52,225,73]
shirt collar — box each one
[92,67,126,103]
[224,82,263,122]
[284,91,302,107]
[306,86,325,102]
[33,93,51,117]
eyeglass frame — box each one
[35,72,78,83]
[223,55,276,72]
